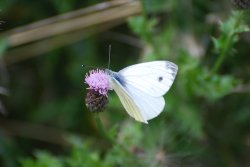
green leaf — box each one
[21,151,63,167]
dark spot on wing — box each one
[158,76,163,82]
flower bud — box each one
[232,0,250,9]
[85,89,108,112]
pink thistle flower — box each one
[85,69,112,96]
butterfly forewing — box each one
[118,61,178,97]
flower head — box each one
[85,69,112,96]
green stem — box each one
[94,114,130,152]
[211,36,232,75]
[94,114,113,143]
[211,11,243,75]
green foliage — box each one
[127,4,250,167]
[65,137,105,167]
[20,122,144,167]
[0,136,21,167]
[184,65,240,100]
[20,138,104,167]
[21,151,63,167]
[212,11,249,74]
[129,16,158,43]
[142,0,170,13]
[128,16,176,60]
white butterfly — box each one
[106,61,178,124]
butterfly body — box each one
[107,61,178,124]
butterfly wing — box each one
[111,76,165,123]
[111,78,145,123]
[118,61,178,97]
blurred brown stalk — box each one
[0,0,142,64]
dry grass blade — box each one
[4,20,124,64]
[1,0,142,47]
[1,0,142,64]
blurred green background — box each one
[0,0,250,167]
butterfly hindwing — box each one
[111,77,146,123]
[123,82,165,121]
[111,75,165,123]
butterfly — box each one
[105,61,178,124]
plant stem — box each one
[211,11,243,75]
[94,114,113,143]
[94,114,130,152]
[211,36,232,75]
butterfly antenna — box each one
[108,44,111,69]
[82,64,104,70]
